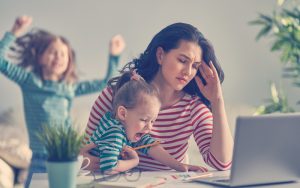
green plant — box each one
[250,0,299,114]
[250,0,300,84]
[37,124,83,162]
[254,82,294,115]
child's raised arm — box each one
[0,15,32,85]
[11,15,32,37]
[109,34,126,56]
[74,35,125,96]
[103,34,126,81]
[1,15,31,56]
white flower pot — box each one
[46,160,78,188]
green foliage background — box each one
[250,0,299,114]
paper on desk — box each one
[77,171,211,188]
[77,172,166,188]
[93,179,165,188]
[156,171,212,182]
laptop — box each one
[194,113,300,187]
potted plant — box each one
[37,124,83,188]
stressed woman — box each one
[82,23,233,171]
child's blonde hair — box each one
[11,29,77,83]
[108,70,160,117]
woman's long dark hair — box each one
[10,29,77,83]
[111,23,224,108]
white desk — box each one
[30,170,300,188]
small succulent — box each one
[37,124,83,162]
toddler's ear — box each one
[117,106,127,121]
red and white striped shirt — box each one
[84,87,231,171]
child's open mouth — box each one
[134,133,145,141]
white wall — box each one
[1,0,299,165]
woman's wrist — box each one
[210,95,224,107]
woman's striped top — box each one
[84,87,232,171]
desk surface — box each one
[30,170,300,188]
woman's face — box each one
[39,38,70,79]
[157,40,202,91]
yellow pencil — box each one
[133,141,161,150]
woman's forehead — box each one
[173,40,202,62]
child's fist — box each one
[11,15,32,37]
[109,34,126,56]
[121,146,139,161]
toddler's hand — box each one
[109,34,126,56]
[121,146,139,161]
[82,153,100,171]
[11,15,32,37]
[79,143,99,171]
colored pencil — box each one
[133,141,161,150]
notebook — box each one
[194,113,300,187]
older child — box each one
[0,15,125,182]
[81,70,207,174]
[82,23,233,171]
